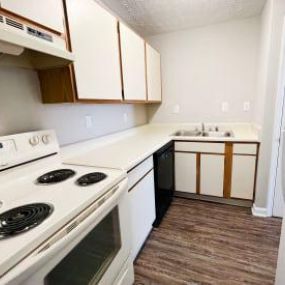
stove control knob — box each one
[29,136,40,146]
[42,135,51,145]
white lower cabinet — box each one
[200,155,224,197]
[175,152,196,193]
[231,155,256,200]
[128,169,156,260]
[174,142,258,200]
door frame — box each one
[267,17,285,216]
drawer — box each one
[127,156,153,190]
[233,144,257,155]
[175,142,225,154]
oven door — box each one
[2,179,131,285]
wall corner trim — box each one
[251,204,270,217]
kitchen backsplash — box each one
[0,67,148,145]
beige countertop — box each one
[62,123,260,171]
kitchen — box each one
[0,0,285,284]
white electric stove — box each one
[0,130,134,285]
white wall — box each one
[253,0,273,126]
[0,67,148,145]
[147,17,260,123]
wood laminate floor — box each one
[134,198,282,285]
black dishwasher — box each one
[153,141,175,227]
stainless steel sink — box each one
[172,130,202,137]
[202,131,233,138]
[172,129,233,138]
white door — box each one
[175,152,196,193]
[65,0,122,100]
[120,23,146,101]
[128,170,155,260]
[200,155,224,197]
[146,43,162,102]
[0,0,65,33]
[271,19,285,217]
[273,88,285,217]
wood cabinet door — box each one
[231,155,256,200]
[146,43,162,102]
[129,170,156,260]
[200,155,224,197]
[120,23,146,101]
[0,0,65,33]
[175,152,196,193]
[65,0,122,100]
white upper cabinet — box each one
[0,0,65,33]
[65,0,122,100]
[146,43,162,102]
[120,23,146,101]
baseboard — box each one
[251,204,269,217]
[175,191,252,207]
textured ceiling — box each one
[100,0,266,36]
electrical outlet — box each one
[221,102,229,113]
[123,113,128,123]
[85,115,93,129]
[173,104,180,114]
[243,101,250,112]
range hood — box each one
[0,13,74,69]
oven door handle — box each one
[36,178,128,256]
[3,178,128,284]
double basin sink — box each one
[172,129,233,138]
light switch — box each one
[123,113,128,123]
[173,104,180,114]
[85,115,93,129]
[243,101,250,112]
[221,102,229,112]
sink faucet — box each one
[201,122,205,132]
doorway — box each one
[270,19,285,217]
